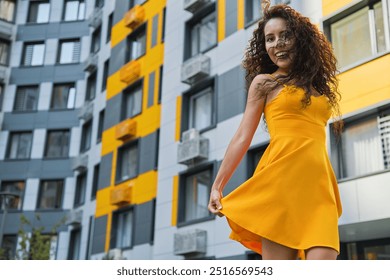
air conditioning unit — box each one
[83,53,98,73]
[177,129,209,165]
[78,101,94,121]
[120,60,141,84]
[72,154,88,172]
[181,54,210,85]
[184,0,210,13]
[108,249,124,260]
[124,5,145,29]
[67,209,83,225]
[110,184,132,205]
[115,119,137,141]
[174,229,207,255]
[88,7,103,28]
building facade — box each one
[0,0,389,260]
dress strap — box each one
[267,73,286,87]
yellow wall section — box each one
[218,0,226,42]
[322,0,355,17]
[237,0,244,30]
[104,213,112,252]
[95,170,158,218]
[111,0,167,49]
[171,175,179,226]
[175,96,182,142]
[338,55,390,116]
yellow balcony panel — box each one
[120,60,141,84]
[115,119,137,141]
[110,183,133,205]
[322,0,355,17]
[124,5,145,29]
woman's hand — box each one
[208,189,224,217]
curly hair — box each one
[243,4,343,134]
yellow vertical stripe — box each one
[237,0,244,30]
[104,213,112,252]
[175,96,182,142]
[218,0,225,42]
[171,175,179,226]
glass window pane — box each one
[191,25,199,56]
[36,3,50,23]
[0,0,16,22]
[192,90,212,130]
[78,2,85,20]
[67,87,76,109]
[31,44,45,66]
[132,87,142,116]
[60,42,75,63]
[341,117,384,178]
[199,14,216,52]
[39,180,63,209]
[64,1,78,21]
[0,40,10,65]
[0,181,25,210]
[374,2,386,53]
[331,7,371,68]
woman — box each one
[208,1,343,260]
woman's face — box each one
[264,17,295,74]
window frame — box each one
[126,24,147,62]
[1,235,17,260]
[184,3,217,60]
[80,119,93,153]
[57,38,81,64]
[96,109,105,143]
[177,161,216,227]
[27,0,50,24]
[0,39,10,66]
[37,179,64,210]
[0,181,25,211]
[85,71,97,101]
[91,163,100,200]
[106,13,113,43]
[244,0,262,27]
[63,0,85,22]
[67,228,81,260]
[110,206,134,250]
[0,0,16,22]
[101,59,109,92]
[74,171,87,207]
[0,83,3,112]
[247,143,269,178]
[21,41,45,66]
[121,80,143,120]
[44,129,70,159]
[323,0,390,72]
[116,139,139,184]
[6,131,33,160]
[13,85,39,112]
[91,26,102,54]
[50,83,76,110]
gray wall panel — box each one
[133,200,154,245]
[0,159,73,180]
[10,65,85,85]
[109,40,127,76]
[1,211,69,234]
[217,66,246,123]
[151,14,159,48]
[147,71,155,108]
[16,22,89,41]
[98,153,112,190]
[91,215,107,254]
[225,0,238,38]
[104,94,122,131]
[113,0,130,25]
[139,131,157,174]
[3,111,79,131]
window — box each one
[117,142,138,182]
[0,235,17,260]
[245,0,261,25]
[186,86,214,131]
[50,83,76,110]
[6,132,33,160]
[44,130,70,158]
[80,119,92,152]
[248,144,269,177]
[95,0,104,8]
[122,83,142,119]
[74,172,87,207]
[37,180,64,209]
[187,10,216,58]
[101,59,109,91]
[68,229,81,260]
[86,72,97,101]
[0,0,16,22]
[158,66,163,104]
[22,42,45,66]
[106,13,113,43]
[0,39,10,66]
[91,26,101,54]
[14,86,39,112]
[63,0,85,21]
[331,108,390,179]
[58,39,80,64]
[127,25,146,61]
[27,1,50,23]
[112,209,133,248]
[0,84,4,111]
[0,181,25,210]
[179,166,213,224]
[91,164,100,199]
[329,1,388,69]
[273,0,290,4]
[97,110,105,143]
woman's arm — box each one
[208,74,268,215]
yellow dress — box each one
[220,82,342,257]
